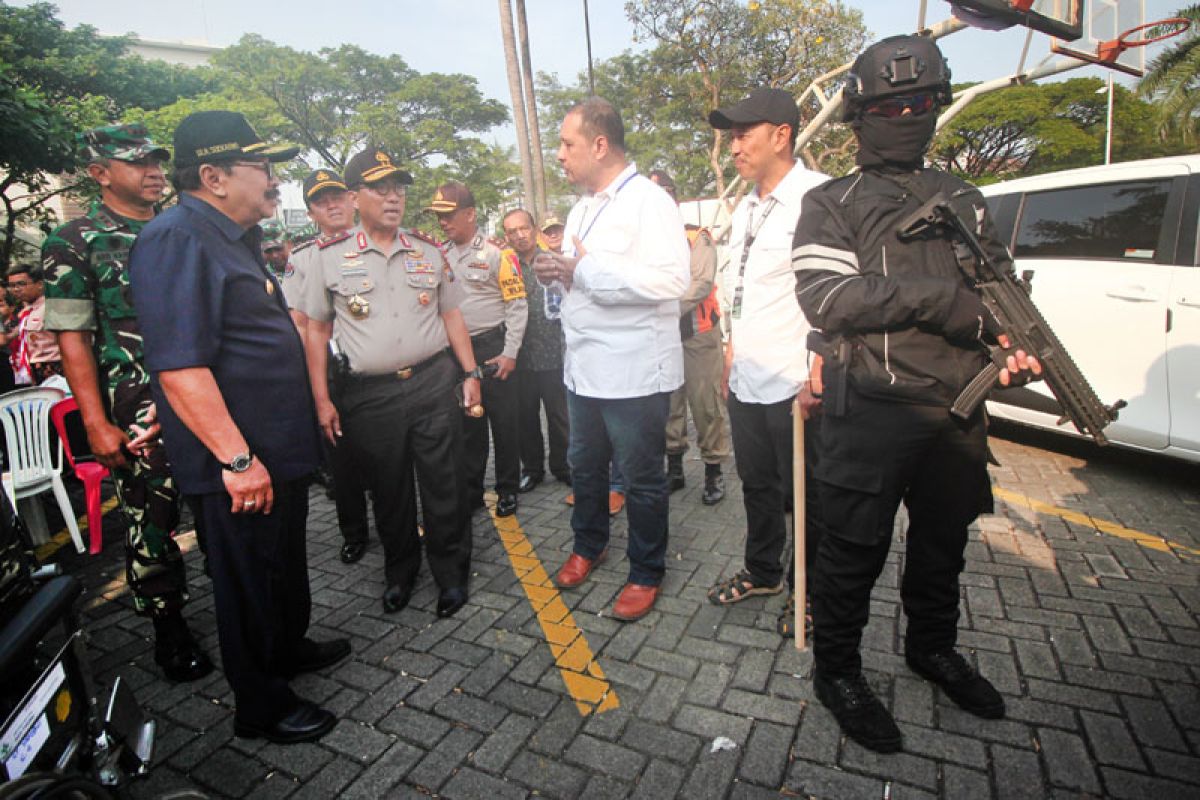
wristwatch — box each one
[465,366,484,380]
[221,452,255,473]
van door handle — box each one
[1179,297,1200,309]
[1105,285,1157,302]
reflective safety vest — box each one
[681,228,721,340]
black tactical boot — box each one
[666,453,685,492]
[701,463,724,505]
[153,612,214,683]
[906,648,1005,719]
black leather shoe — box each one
[340,541,367,564]
[234,701,336,744]
[436,587,468,618]
[906,649,1006,719]
[555,471,572,486]
[289,638,351,676]
[518,472,543,493]
[155,640,215,683]
[814,671,902,753]
[495,494,518,517]
[701,473,725,505]
[382,583,413,614]
[666,454,685,493]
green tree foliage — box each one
[622,0,868,196]
[1138,5,1200,143]
[0,2,218,269]
[138,36,517,228]
[932,78,1193,183]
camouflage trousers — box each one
[112,442,188,617]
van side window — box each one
[1014,179,1172,261]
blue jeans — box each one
[567,391,671,585]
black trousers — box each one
[326,435,369,545]
[811,390,992,677]
[195,478,310,727]
[727,392,824,588]
[338,353,471,589]
[516,368,569,480]
[463,327,521,499]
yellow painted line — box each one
[487,495,620,716]
[993,487,1200,559]
[34,496,120,561]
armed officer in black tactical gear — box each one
[792,35,1041,754]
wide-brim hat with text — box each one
[302,168,348,200]
[79,123,170,164]
[344,148,413,187]
[173,110,299,169]
[708,88,800,131]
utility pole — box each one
[499,0,536,211]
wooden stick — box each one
[793,396,807,651]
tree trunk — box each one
[499,0,536,213]
[515,0,548,220]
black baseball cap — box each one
[344,148,413,187]
[173,110,299,169]
[708,88,800,131]
[302,168,348,201]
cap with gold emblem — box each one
[344,148,413,187]
[540,215,564,233]
[302,168,348,200]
[424,181,476,214]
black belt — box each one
[347,351,447,384]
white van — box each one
[979,155,1200,464]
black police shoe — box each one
[518,472,543,493]
[340,541,367,564]
[666,454,685,492]
[382,583,413,614]
[495,493,518,517]
[702,473,725,505]
[234,701,336,745]
[437,587,468,618]
[906,648,1006,719]
[814,671,902,753]
[155,640,215,683]
[288,638,351,677]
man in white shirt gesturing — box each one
[535,97,689,621]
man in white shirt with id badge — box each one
[534,97,689,621]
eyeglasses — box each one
[862,93,936,119]
[362,182,407,198]
[233,160,273,177]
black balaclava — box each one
[853,111,937,168]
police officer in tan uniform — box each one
[299,149,481,619]
[427,182,527,518]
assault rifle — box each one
[898,194,1124,445]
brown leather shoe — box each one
[608,491,625,516]
[612,582,659,621]
[554,550,606,588]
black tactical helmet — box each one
[842,34,953,122]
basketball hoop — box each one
[1053,16,1192,77]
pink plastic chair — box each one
[49,397,111,555]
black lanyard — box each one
[730,196,778,319]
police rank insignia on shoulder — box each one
[356,232,368,250]
[317,230,352,250]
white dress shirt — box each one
[560,162,690,399]
[722,161,828,404]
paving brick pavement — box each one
[39,422,1200,798]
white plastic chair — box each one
[0,386,84,553]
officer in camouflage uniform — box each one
[41,124,213,683]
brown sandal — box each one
[776,594,814,639]
[707,570,783,605]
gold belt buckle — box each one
[395,367,414,380]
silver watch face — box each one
[228,453,253,473]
